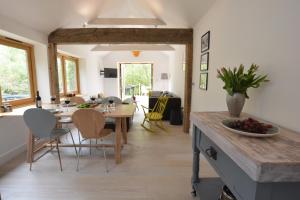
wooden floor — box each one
[0,110,217,200]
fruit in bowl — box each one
[227,118,273,134]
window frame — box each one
[0,36,37,107]
[57,53,80,96]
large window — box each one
[0,37,36,106]
[57,53,80,95]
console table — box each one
[191,112,300,200]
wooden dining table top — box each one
[0,103,136,118]
[55,104,136,118]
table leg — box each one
[26,130,34,163]
[121,117,128,144]
[191,125,200,196]
[115,117,122,164]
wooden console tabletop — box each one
[191,111,300,183]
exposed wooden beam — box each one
[88,18,166,26]
[47,43,60,103]
[183,43,193,133]
[91,44,175,51]
[49,28,193,44]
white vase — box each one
[226,93,245,117]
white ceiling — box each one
[0,0,216,34]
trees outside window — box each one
[57,53,80,95]
[0,37,36,106]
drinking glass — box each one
[90,96,96,104]
[50,96,56,104]
[64,98,71,112]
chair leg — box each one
[156,120,167,131]
[101,139,109,173]
[89,140,92,156]
[69,130,78,156]
[76,143,82,172]
[141,118,156,132]
[77,130,81,144]
[56,138,63,171]
[29,138,34,171]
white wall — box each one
[79,55,104,96]
[0,116,27,166]
[102,51,170,97]
[0,29,51,165]
[0,14,47,44]
[192,0,300,132]
[169,45,185,101]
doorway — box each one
[119,63,153,105]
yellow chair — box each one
[141,95,169,132]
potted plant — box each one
[217,64,269,117]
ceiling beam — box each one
[48,28,193,44]
[91,44,175,51]
[88,18,166,26]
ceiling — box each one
[0,0,216,34]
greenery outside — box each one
[65,59,77,92]
[121,63,152,96]
[0,44,31,102]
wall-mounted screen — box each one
[104,68,117,78]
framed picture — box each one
[200,52,209,71]
[201,31,210,53]
[199,73,208,90]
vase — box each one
[226,93,245,117]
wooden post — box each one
[48,43,60,103]
[183,42,193,133]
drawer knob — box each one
[205,146,217,160]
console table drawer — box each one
[199,133,256,200]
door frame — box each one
[118,62,153,99]
[48,28,193,133]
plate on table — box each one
[45,109,60,114]
[221,118,280,138]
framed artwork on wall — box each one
[200,52,209,71]
[199,73,208,90]
[201,31,210,53]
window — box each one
[57,53,80,95]
[0,37,36,106]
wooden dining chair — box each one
[23,108,77,171]
[72,109,113,172]
[58,96,86,148]
[70,96,86,104]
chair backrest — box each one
[102,96,122,104]
[152,96,169,114]
[72,109,106,139]
[122,97,133,104]
[70,96,85,104]
[23,108,56,138]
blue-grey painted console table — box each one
[191,112,300,200]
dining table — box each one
[26,103,136,165]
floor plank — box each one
[0,110,217,200]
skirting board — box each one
[0,143,26,167]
